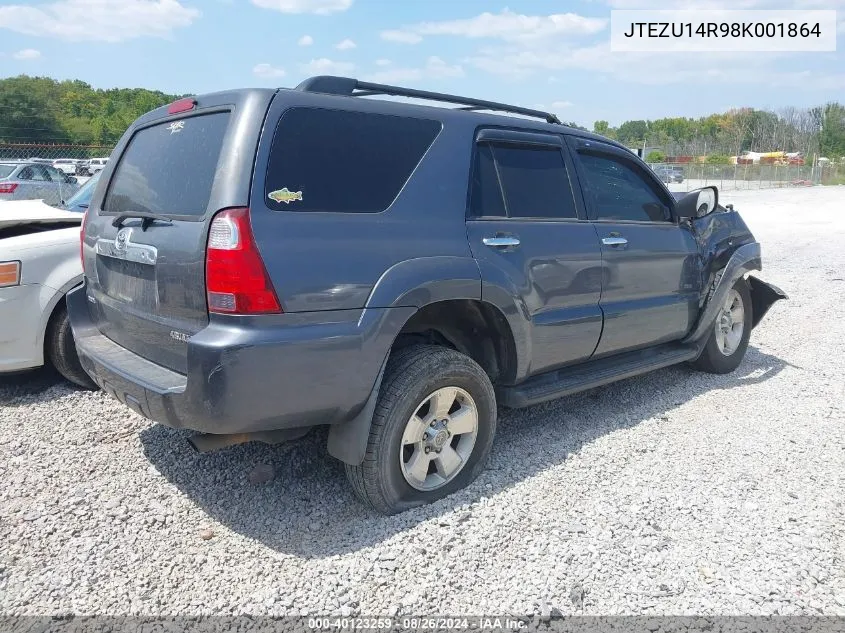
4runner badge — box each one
[268,188,303,205]
[170,330,190,343]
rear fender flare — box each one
[329,257,480,466]
[365,256,481,309]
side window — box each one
[17,166,33,180]
[265,108,442,213]
[470,144,506,217]
[577,152,670,222]
[44,166,63,182]
[469,140,577,220]
[31,165,51,182]
[493,145,577,219]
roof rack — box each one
[295,75,562,125]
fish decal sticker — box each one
[268,188,303,205]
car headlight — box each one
[0,261,21,287]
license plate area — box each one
[96,256,157,308]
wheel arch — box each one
[328,296,521,467]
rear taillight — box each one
[206,208,281,314]
[79,210,88,266]
[0,183,18,194]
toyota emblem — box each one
[114,228,132,253]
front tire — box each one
[691,278,752,374]
[346,345,497,514]
[46,303,97,390]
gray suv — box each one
[69,77,786,513]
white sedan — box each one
[0,199,95,388]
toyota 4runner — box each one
[69,76,786,514]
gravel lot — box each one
[1,186,844,617]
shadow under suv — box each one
[69,76,786,514]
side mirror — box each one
[676,186,718,219]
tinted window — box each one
[265,108,441,213]
[470,144,506,217]
[104,112,230,216]
[578,152,670,222]
[492,145,576,219]
[0,165,16,179]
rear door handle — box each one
[483,236,521,248]
[601,236,628,247]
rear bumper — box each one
[68,282,414,435]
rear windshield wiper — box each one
[112,212,174,230]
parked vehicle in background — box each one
[87,158,109,175]
[52,159,78,176]
[69,77,786,513]
[75,160,90,176]
[0,201,96,388]
[0,161,80,206]
[653,164,685,183]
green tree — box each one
[645,150,665,163]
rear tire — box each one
[346,345,497,515]
[691,278,752,375]
[46,302,97,390]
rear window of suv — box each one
[264,108,441,213]
[103,112,230,216]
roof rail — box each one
[295,75,562,125]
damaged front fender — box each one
[747,276,788,329]
[683,242,786,345]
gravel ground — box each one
[1,186,844,617]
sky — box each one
[0,0,842,127]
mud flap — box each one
[326,355,388,466]
[747,276,788,328]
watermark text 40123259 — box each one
[611,10,837,52]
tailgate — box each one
[81,92,274,374]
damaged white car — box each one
[0,200,95,388]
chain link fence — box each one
[648,161,844,192]
[3,142,842,191]
[0,143,116,176]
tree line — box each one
[593,103,845,162]
[1,75,843,162]
[0,75,180,146]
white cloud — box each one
[298,35,313,46]
[335,38,356,50]
[13,48,41,60]
[381,29,423,44]
[375,58,392,67]
[382,9,606,45]
[301,58,355,75]
[466,40,845,91]
[0,0,199,42]
[552,100,574,109]
[251,0,351,14]
[253,62,286,78]
[365,56,464,83]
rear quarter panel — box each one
[249,91,479,313]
